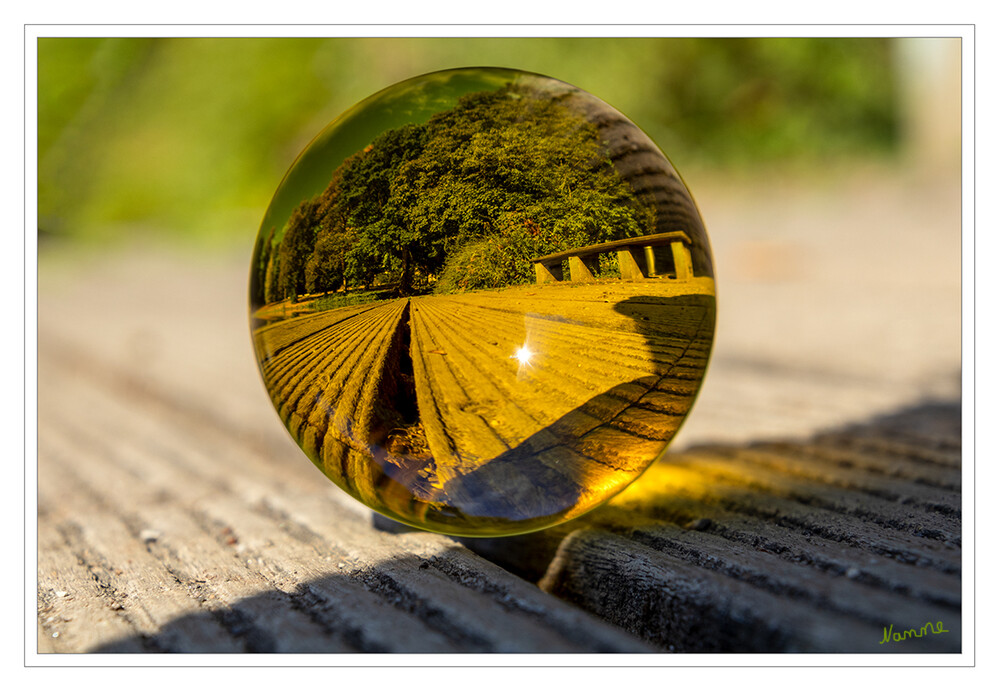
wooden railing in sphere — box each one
[531,231,694,284]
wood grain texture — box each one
[463,400,961,653]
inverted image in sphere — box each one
[249,67,716,536]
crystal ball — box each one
[249,67,715,536]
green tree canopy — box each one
[262,83,655,302]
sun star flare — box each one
[512,345,534,367]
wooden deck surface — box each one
[35,171,963,655]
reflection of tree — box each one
[260,83,656,303]
[275,198,322,302]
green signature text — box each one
[879,621,949,645]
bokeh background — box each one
[32,35,969,656]
[36,36,963,445]
[38,37,956,246]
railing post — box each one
[530,232,693,284]
[568,255,595,282]
[670,241,693,280]
[617,248,645,280]
[534,262,560,284]
[643,246,657,277]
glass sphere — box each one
[249,67,715,537]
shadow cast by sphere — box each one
[82,394,960,654]
[462,396,962,570]
[458,395,962,654]
[86,545,649,654]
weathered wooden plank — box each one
[39,371,495,652]
[39,382,348,653]
[758,440,961,491]
[564,451,962,579]
[37,518,147,654]
[39,465,244,653]
[815,430,962,470]
[130,504,353,654]
[256,300,404,437]
[712,444,961,520]
[620,522,956,628]
[37,331,654,653]
[406,298,600,526]
[605,488,963,609]
[665,451,961,544]
[258,487,652,653]
[659,453,962,559]
[185,494,460,653]
[37,621,58,655]
[539,529,955,653]
[410,298,516,469]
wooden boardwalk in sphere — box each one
[252,278,715,532]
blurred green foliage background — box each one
[37,37,905,248]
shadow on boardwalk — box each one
[83,396,960,654]
[454,397,961,654]
[85,544,652,654]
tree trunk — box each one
[398,247,413,296]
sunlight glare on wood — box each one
[511,344,534,367]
